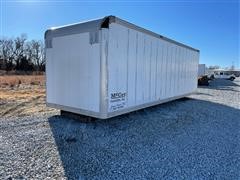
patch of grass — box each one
[0,75,45,88]
[0,75,57,117]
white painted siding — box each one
[46,33,100,112]
[107,23,199,113]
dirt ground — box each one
[0,75,57,117]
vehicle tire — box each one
[210,74,214,80]
[230,77,235,81]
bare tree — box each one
[208,65,220,70]
[29,40,45,71]
[39,41,46,71]
[13,34,27,70]
[0,34,45,72]
[0,38,15,70]
[230,61,235,70]
[25,41,33,60]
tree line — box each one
[0,34,45,72]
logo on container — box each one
[111,92,127,100]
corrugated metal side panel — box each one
[136,31,144,104]
[107,24,128,112]
[107,23,199,113]
[194,52,200,86]
[150,36,157,101]
[126,29,137,107]
[159,40,166,99]
[46,33,100,112]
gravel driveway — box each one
[1,78,240,179]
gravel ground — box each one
[0,78,240,179]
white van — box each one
[211,70,235,81]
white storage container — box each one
[45,16,200,119]
[198,64,206,77]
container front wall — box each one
[198,64,206,77]
[46,32,101,113]
[107,23,199,113]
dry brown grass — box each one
[0,75,57,117]
[0,75,45,88]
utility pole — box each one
[231,61,235,70]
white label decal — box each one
[109,92,127,112]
